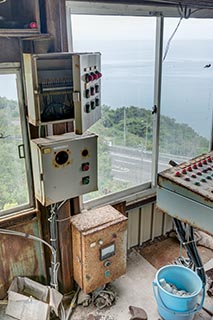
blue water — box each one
[73,38,213,139]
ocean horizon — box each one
[74,38,213,139]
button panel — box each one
[166,153,213,197]
[72,53,102,134]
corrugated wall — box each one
[127,203,173,249]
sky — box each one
[0,74,18,101]
[1,15,213,101]
[71,15,213,41]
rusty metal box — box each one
[71,205,128,293]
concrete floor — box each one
[70,248,213,320]
[0,237,212,320]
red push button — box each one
[187,166,192,172]
[198,162,202,167]
[82,162,90,171]
[175,172,181,177]
[193,164,197,169]
[182,169,187,174]
[95,71,102,79]
[203,159,207,165]
[208,157,212,162]
[85,73,93,83]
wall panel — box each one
[127,203,173,249]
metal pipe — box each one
[151,15,164,187]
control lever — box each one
[169,159,178,167]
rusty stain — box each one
[71,205,128,294]
[0,217,46,299]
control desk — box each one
[157,152,213,235]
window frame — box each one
[66,1,213,210]
[66,2,162,209]
[0,63,34,217]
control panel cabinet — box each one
[30,132,98,206]
[0,0,40,36]
[157,152,213,234]
[23,52,101,134]
[71,205,128,294]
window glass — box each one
[160,18,212,170]
[71,15,156,200]
[0,72,30,213]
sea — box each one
[74,38,213,139]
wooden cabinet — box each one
[0,0,40,36]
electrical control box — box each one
[72,53,102,134]
[157,152,213,234]
[23,52,101,134]
[71,205,128,294]
[30,132,98,206]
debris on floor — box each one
[129,305,148,320]
[77,284,117,310]
[206,267,213,297]
[93,285,117,310]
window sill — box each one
[83,182,156,210]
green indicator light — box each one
[82,176,90,185]
[105,270,111,278]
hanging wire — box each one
[162,2,202,62]
[163,17,183,61]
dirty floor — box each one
[0,236,212,320]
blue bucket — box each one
[153,265,205,320]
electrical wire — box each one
[0,228,59,289]
[173,218,206,284]
[163,17,183,61]
[162,2,203,62]
[65,286,80,320]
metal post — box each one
[209,103,213,151]
[151,16,164,187]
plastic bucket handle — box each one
[153,281,205,316]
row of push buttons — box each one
[85,84,100,98]
[84,69,101,114]
[85,71,102,83]
[85,98,100,113]
[174,156,213,186]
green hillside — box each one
[92,105,209,157]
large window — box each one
[67,2,213,204]
[159,18,212,167]
[0,65,33,215]
[70,14,156,201]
